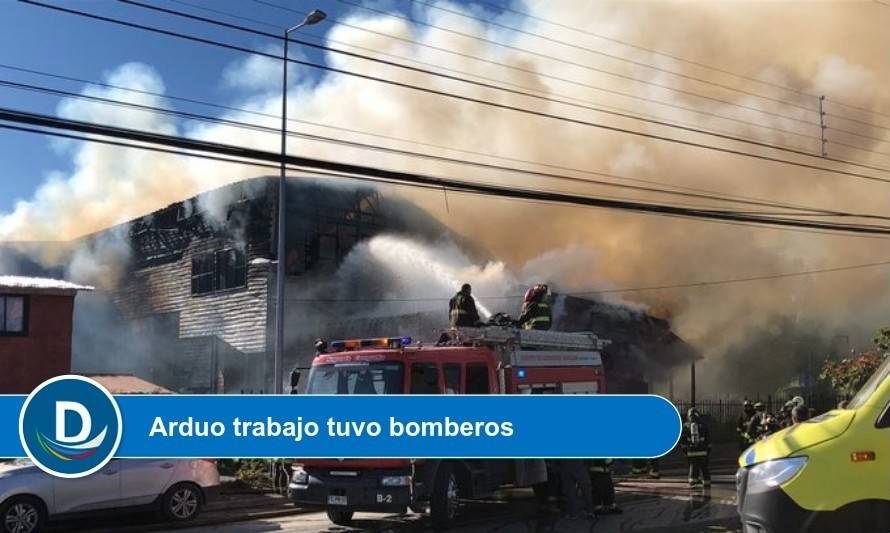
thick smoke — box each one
[1,1,888,396]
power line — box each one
[826,112,890,134]
[26,0,890,183]
[6,112,890,245]
[411,0,818,114]
[130,0,890,162]
[170,0,828,154]
[253,0,829,135]
[285,256,890,302]
[466,0,890,124]
[4,106,890,235]
[118,0,849,168]
[0,61,854,217]
[13,76,888,219]
[6,111,887,295]
[334,0,824,127]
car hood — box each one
[739,409,855,467]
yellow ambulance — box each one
[736,357,890,532]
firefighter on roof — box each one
[680,407,711,487]
[518,284,552,330]
[449,283,481,327]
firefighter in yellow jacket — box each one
[518,284,552,330]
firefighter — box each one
[557,460,594,519]
[588,459,622,514]
[518,284,552,330]
[746,402,767,441]
[449,283,481,327]
[791,404,809,424]
[680,407,711,487]
[737,400,756,450]
[779,400,795,428]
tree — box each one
[820,328,890,398]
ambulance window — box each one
[411,364,440,394]
[877,403,890,429]
[444,364,461,394]
[466,364,490,394]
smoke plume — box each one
[1,1,888,396]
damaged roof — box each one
[0,275,94,295]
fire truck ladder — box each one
[450,326,610,352]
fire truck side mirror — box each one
[289,370,302,394]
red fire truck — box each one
[287,326,610,528]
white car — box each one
[0,459,219,533]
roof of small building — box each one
[82,374,173,394]
[0,275,94,295]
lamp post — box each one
[274,9,326,394]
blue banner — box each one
[2,394,681,459]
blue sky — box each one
[0,0,506,214]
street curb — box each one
[83,506,313,533]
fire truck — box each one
[286,326,610,528]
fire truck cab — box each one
[287,326,610,528]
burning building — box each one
[68,177,451,393]
[6,176,696,394]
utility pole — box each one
[274,9,327,394]
[690,362,696,405]
[819,95,827,157]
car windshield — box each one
[847,356,890,409]
[306,362,404,395]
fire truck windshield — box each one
[306,362,405,395]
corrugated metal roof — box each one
[0,275,94,292]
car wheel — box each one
[326,509,354,525]
[161,483,203,522]
[430,463,459,530]
[1,496,46,533]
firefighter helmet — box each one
[754,402,765,411]
[687,407,700,421]
[523,284,550,303]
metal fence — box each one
[672,395,839,442]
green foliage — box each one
[820,328,890,397]
[217,459,271,489]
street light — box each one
[274,8,327,394]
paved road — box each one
[170,470,741,533]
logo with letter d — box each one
[19,375,122,478]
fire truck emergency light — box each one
[329,336,412,352]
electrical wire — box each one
[169,0,828,152]
[9,75,890,222]
[465,0,890,124]
[333,0,822,126]
[23,0,890,183]
[4,106,890,236]
[0,61,853,217]
[284,257,890,302]
[411,0,818,114]
[252,0,839,142]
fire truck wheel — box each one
[326,509,354,525]
[430,463,460,529]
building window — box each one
[0,295,28,336]
[191,249,247,296]
[216,249,247,291]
